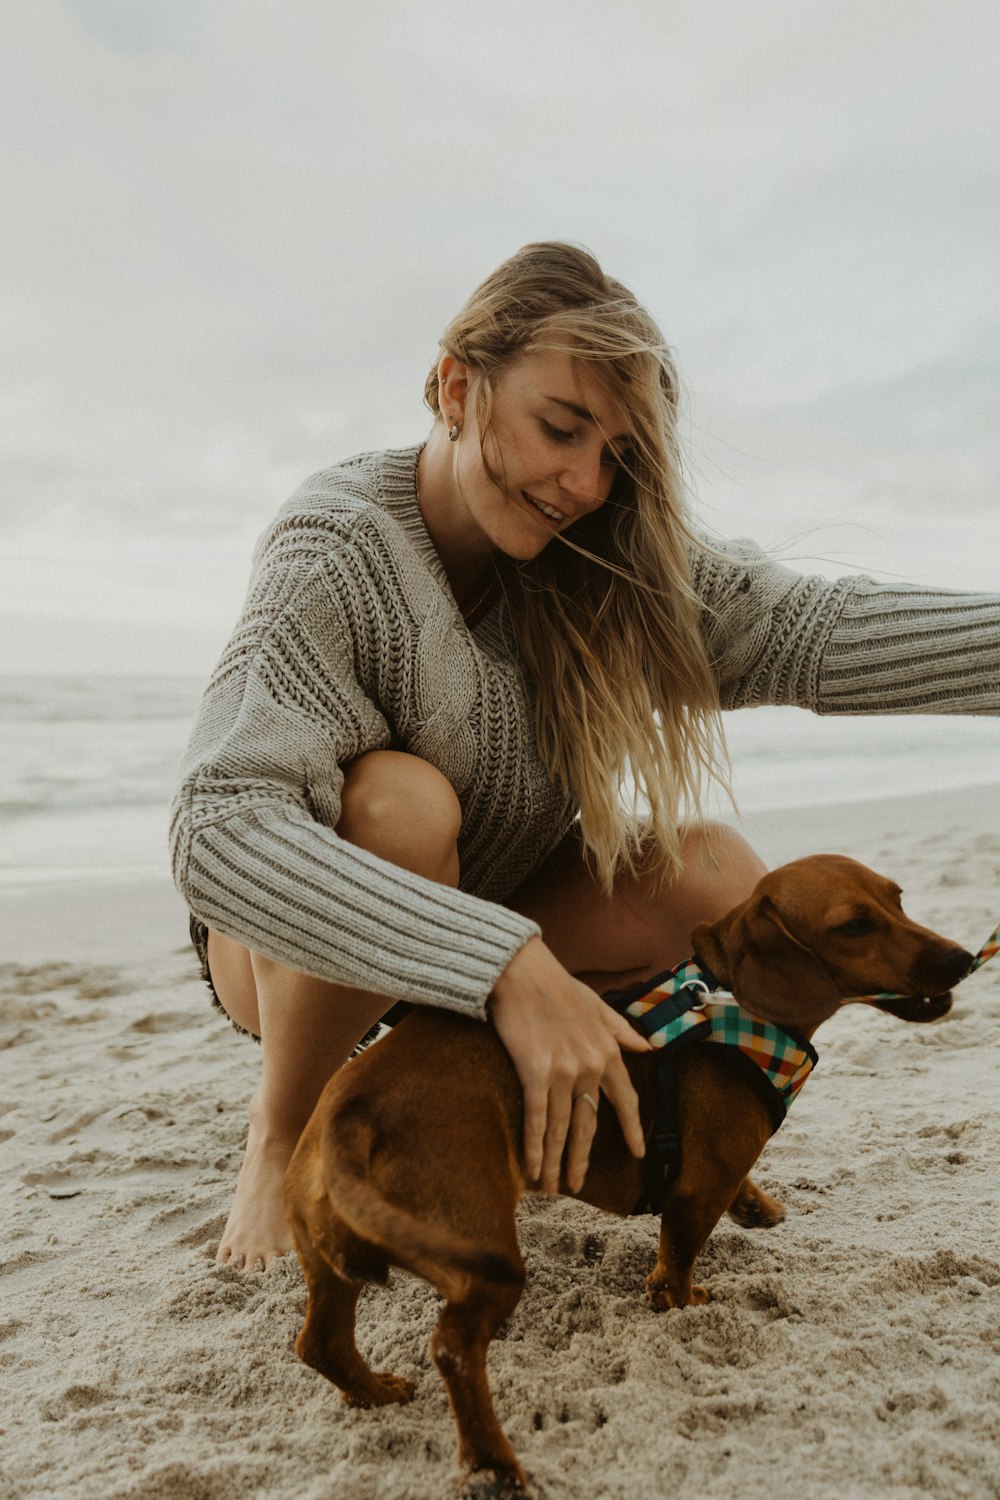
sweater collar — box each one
[375,443,505,637]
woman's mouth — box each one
[520,491,565,530]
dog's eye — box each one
[834,916,876,937]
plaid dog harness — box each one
[602,962,818,1214]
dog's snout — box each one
[933,947,975,988]
[902,944,973,1006]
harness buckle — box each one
[683,979,710,1011]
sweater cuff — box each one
[173,804,540,1019]
[817,578,1000,714]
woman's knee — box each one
[508,819,765,980]
[675,821,766,918]
[337,750,462,883]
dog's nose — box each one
[933,947,975,988]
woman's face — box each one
[447,349,633,562]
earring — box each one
[448,418,461,442]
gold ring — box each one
[574,1091,599,1114]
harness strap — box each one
[702,1000,817,1115]
[634,1047,682,1216]
[603,956,720,1020]
[602,968,718,1213]
[602,961,816,1216]
[620,983,714,1214]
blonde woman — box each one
[171,243,1000,1271]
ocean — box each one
[1,674,998,885]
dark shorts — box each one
[188,914,409,1048]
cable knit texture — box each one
[170,445,1000,1018]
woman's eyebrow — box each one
[546,396,630,445]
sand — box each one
[2,785,999,1499]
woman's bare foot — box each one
[213,1094,300,1271]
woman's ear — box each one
[437,354,471,425]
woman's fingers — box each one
[539,1042,645,1193]
[539,1082,575,1193]
[535,1028,648,1193]
[490,935,652,1192]
[564,1090,600,1194]
[521,1073,549,1184]
[598,1047,647,1161]
[607,1008,656,1052]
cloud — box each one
[1,0,997,669]
[68,0,203,55]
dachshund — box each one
[284,854,972,1491]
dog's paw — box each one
[462,1465,528,1499]
[727,1183,786,1228]
[645,1277,712,1311]
[340,1371,415,1407]
[375,1371,416,1405]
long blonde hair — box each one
[425,242,730,891]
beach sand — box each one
[2,786,999,1499]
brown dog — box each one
[284,855,972,1491]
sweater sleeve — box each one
[691,538,1000,714]
[169,557,540,1019]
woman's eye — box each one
[542,420,575,442]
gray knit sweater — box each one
[169,445,1000,1018]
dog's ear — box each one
[695,895,841,1031]
[691,906,740,991]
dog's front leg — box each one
[646,1185,731,1311]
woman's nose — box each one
[559,446,607,506]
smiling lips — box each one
[521,491,566,529]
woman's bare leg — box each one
[509,821,767,989]
[207,751,462,1270]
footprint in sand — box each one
[22,1161,97,1199]
[146,1203,227,1250]
[130,1011,199,1034]
[0,963,129,999]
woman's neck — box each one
[416,428,499,611]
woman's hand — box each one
[489,935,652,1195]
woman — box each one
[171,242,1000,1271]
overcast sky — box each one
[3,0,998,676]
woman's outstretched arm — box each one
[691,537,1000,715]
